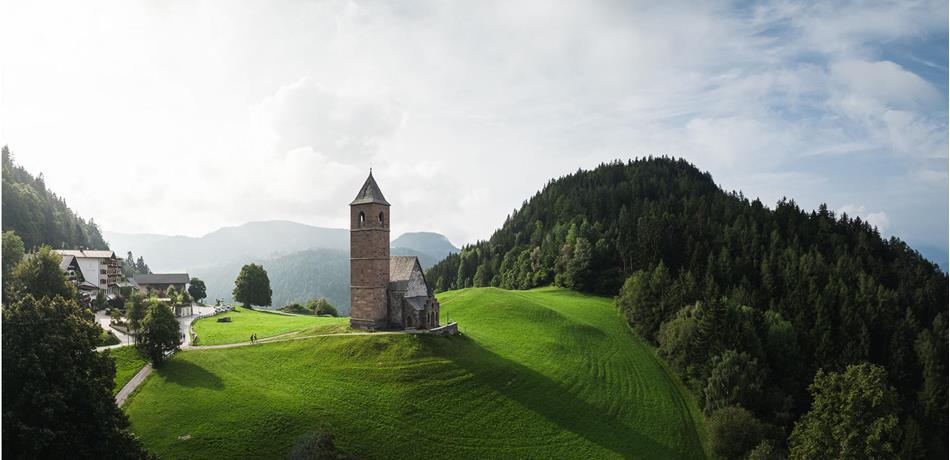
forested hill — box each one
[426,157,948,458]
[2,146,108,250]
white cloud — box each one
[0,0,945,250]
[837,204,890,232]
[258,77,403,163]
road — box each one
[95,304,217,352]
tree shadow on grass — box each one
[156,359,224,390]
[432,335,702,460]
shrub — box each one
[307,298,338,317]
[288,430,350,460]
[280,303,311,315]
[707,405,765,460]
[98,330,121,346]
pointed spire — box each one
[350,170,390,206]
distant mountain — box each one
[105,221,348,271]
[391,231,460,267]
[192,249,350,315]
[390,247,441,270]
[911,242,948,273]
[106,221,460,312]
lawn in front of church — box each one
[126,287,708,459]
[190,306,348,345]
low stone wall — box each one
[428,322,459,335]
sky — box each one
[1,0,947,253]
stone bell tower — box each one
[349,171,390,330]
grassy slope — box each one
[191,307,349,345]
[126,287,708,459]
[107,346,149,395]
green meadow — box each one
[191,306,349,345]
[125,287,708,459]
[108,346,149,395]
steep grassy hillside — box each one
[126,288,708,459]
[191,307,349,345]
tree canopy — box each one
[233,263,272,307]
[138,301,181,365]
[9,245,76,301]
[426,157,948,457]
[2,294,148,458]
[789,364,900,459]
[2,146,108,251]
[188,277,207,303]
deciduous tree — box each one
[2,294,148,458]
[233,263,272,307]
[188,277,207,303]
[138,301,181,365]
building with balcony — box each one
[54,249,124,294]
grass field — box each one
[191,307,349,345]
[126,287,708,459]
[107,346,149,395]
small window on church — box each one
[378,212,385,226]
[359,212,365,227]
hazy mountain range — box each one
[104,221,460,313]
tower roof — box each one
[350,171,390,206]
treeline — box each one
[195,249,350,314]
[2,146,108,251]
[426,157,948,458]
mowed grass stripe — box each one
[126,287,708,459]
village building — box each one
[131,273,189,297]
[53,249,123,295]
[131,273,192,317]
[349,172,441,331]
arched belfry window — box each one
[359,212,365,227]
[378,212,385,226]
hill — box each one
[425,157,949,458]
[391,231,460,264]
[1,146,108,251]
[109,224,459,312]
[104,221,348,272]
[191,248,351,313]
[124,287,708,459]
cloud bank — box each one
[1,0,946,251]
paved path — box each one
[116,363,152,407]
[95,311,135,351]
[188,330,410,350]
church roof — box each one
[350,171,390,206]
[389,256,419,284]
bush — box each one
[98,329,121,346]
[707,405,765,460]
[307,299,338,317]
[288,431,350,460]
[280,303,311,315]
[217,317,232,323]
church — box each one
[349,171,441,331]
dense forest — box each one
[2,146,108,251]
[426,157,948,458]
